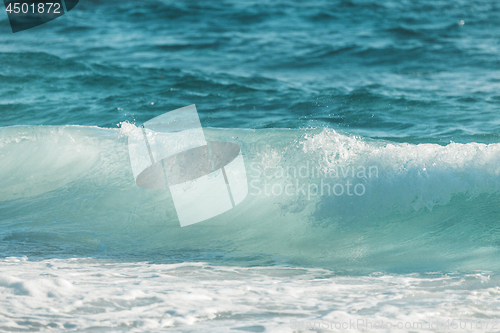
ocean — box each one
[1,0,500,331]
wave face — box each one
[1,125,500,274]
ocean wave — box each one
[1,125,499,273]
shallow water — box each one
[2,257,500,332]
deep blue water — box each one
[1,0,500,142]
[1,0,500,274]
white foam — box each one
[0,258,499,332]
[301,129,500,212]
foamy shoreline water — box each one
[0,257,499,332]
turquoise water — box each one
[1,1,500,331]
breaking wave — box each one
[1,124,500,274]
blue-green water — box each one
[1,2,500,331]
[2,0,500,143]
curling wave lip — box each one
[127,105,248,227]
